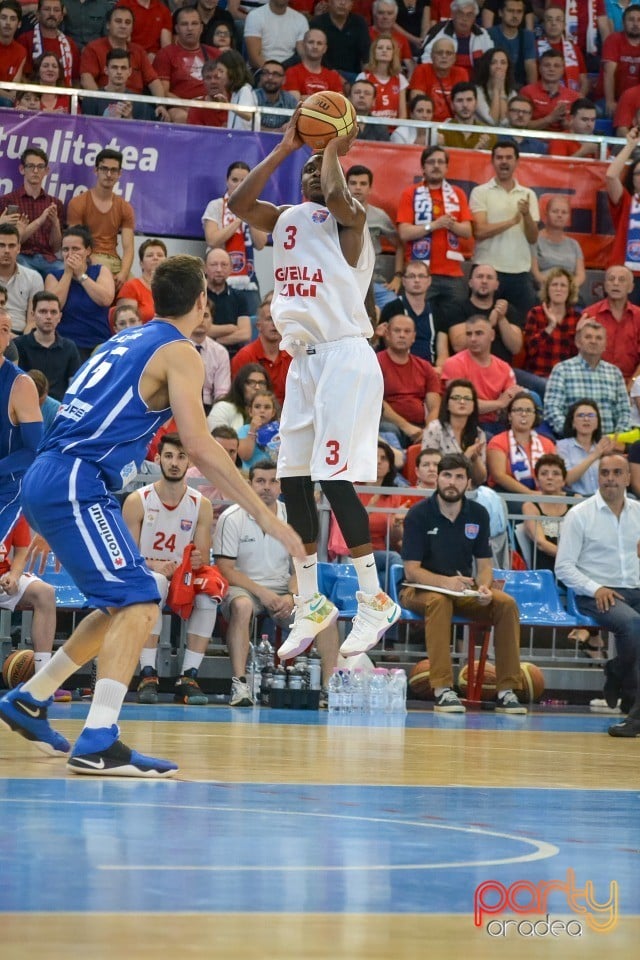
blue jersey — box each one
[41,320,187,491]
[0,359,28,483]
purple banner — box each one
[0,109,309,239]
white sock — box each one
[294,553,318,598]
[139,648,157,671]
[84,678,128,730]
[181,650,204,674]
[23,649,79,701]
[497,689,513,699]
[33,652,51,672]
[434,687,448,698]
[353,553,380,595]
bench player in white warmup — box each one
[123,432,223,706]
[229,112,401,659]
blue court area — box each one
[0,706,636,919]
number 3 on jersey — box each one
[283,226,297,250]
[325,440,340,466]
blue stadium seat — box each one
[39,556,89,609]
[317,562,358,618]
[565,587,599,628]
[492,569,580,627]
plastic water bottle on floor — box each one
[328,668,343,713]
[340,670,353,714]
[368,668,388,713]
[350,668,365,713]
[388,669,407,714]
[308,651,322,691]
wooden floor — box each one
[0,705,637,959]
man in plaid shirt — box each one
[544,318,632,436]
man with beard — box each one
[400,452,525,714]
[122,432,220,706]
[18,0,80,85]
[254,59,298,130]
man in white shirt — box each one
[0,224,43,334]
[244,0,307,72]
[555,454,640,737]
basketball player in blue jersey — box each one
[0,256,304,778]
[0,308,43,542]
[229,111,401,662]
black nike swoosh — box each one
[302,563,315,569]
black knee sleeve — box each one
[279,476,319,544]
[319,480,370,549]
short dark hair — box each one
[106,47,131,65]
[0,1,22,23]
[157,432,184,455]
[345,164,373,185]
[20,146,48,166]
[437,453,471,477]
[539,48,564,62]
[28,368,48,400]
[570,97,596,117]
[623,4,640,24]
[416,447,442,468]
[451,81,476,99]
[226,161,250,178]
[492,138,519,159]
[420,144,447,166]
[0,223,20,241]
[562,398,602,442]
[350,78,376,96]
[138,237,167,263]
[534,453,567,479]
[32,291,60,310]
[107,4,133,23]
[95,148,123,170]
[249,459,277,481]
[151,255,206,319]
[212,425,239,441]
[62,225,92,248]
[173,3,200,29]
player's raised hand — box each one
[281,106,305,153]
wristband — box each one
[424,223,431,235]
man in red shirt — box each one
[80,6,165,100]
[549,97,599,157]
[519,48,580,130]
[378,310,441,446]
[231,296,292,405]
[117,0,172,59]
[154,5,219,123]
[396,144,472,332]
[602,4,640,118]
[284,27,343,100]
[409,34,468,120]
[0,0,28,93]
[535,4,589,95]
[579,265,640,383]
[18,0,80,85]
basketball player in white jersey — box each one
[122,433,220,706]
[229,112,401,660]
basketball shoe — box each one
[174,669,208,705]
[278,593,338,660]
[67,724,178,777]
[0,684,70,755]
[339,591,401,657]
[137,667,159,704]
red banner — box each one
[346,141,613,270]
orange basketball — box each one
[296,92,357,151]
[515,662,545,703]
[2,649,35,689]
[458,661,497,701]
[408,658,433,700]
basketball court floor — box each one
[0,702,637,959]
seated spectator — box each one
[14,89,42,110]
[207,363,273,432]
[231,294,291,406]
[191,300,232,415]
[0,223,43,335]
[153,5,219,124]
[115,237,166,324]
[14,290,81,401]
[606,130,640,305]
[579,265,640,384]
[549,98,598,158]
[486,390,557,493]
[66,148,135,291]
[602,4,640,120]
[439,81,496,149]
[117,0,173,59]
[409,35,469,122]
[212,49,258,131]
[519,49,580,130]
[378,310,442,446]
[473,47,517,126]
[32,52,71,113]
[531,194,586,292]
[44,226,115,362]
[209,21,235,53]
[205,247,251,355]
[346,163,403,309]
[536,3,589,95]
[441,314,519,437]
[28,368,60,431]
[112,302,142,330]
[349,78,391,140]
[488,0,537,86]
[244,0,307,72]
[186,424,241,516]
[415,446,441,489]
[391,93,434,145]
[447,262,523,361]
[283,27,344,100]
[420,0,494,72]
[82,48,164,121]
[521,453,571,571]
[187,57,231,128]
[556,398,615,495]
[422,377,487,486]
[254,59,298,130]
[0,146,64,280]
[197,0,237,48]
[395,261,450,367]
[369,0,415,73]
[236,388,280,470]
[19,0,80,86]
[521,267,581,397]
[357,34,408,120]
[79,6,166,103]
[0,1,28,100]
[504,94,549,154]
[310,0,371,82]
[550,0,609,73]
[544,318,632,436]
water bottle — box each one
[247,642,261,702]
[328,668,342,713]
[260,664,274,705]
[258,634,274,670]
[295,656,310,688]
[271,666,286,690]
[368,668,388,713]
[340,670,353,714]
[308,651,322,691]
[388,669,407,714]
[350,669,365,713]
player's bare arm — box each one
[10,374,43,426]
[319,132,366,267]
[192,497,214,569]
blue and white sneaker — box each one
[67,724,178,778]
[0,683,70,756]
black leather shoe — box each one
[608,716,640,738]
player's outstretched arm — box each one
[164,344,305,559]
[320,129,365,230]
[228,109,304,233]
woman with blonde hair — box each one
[520,267,581,399]
[356,35,408,120]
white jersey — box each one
[136,483,203,561]
[271,202,375,351]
